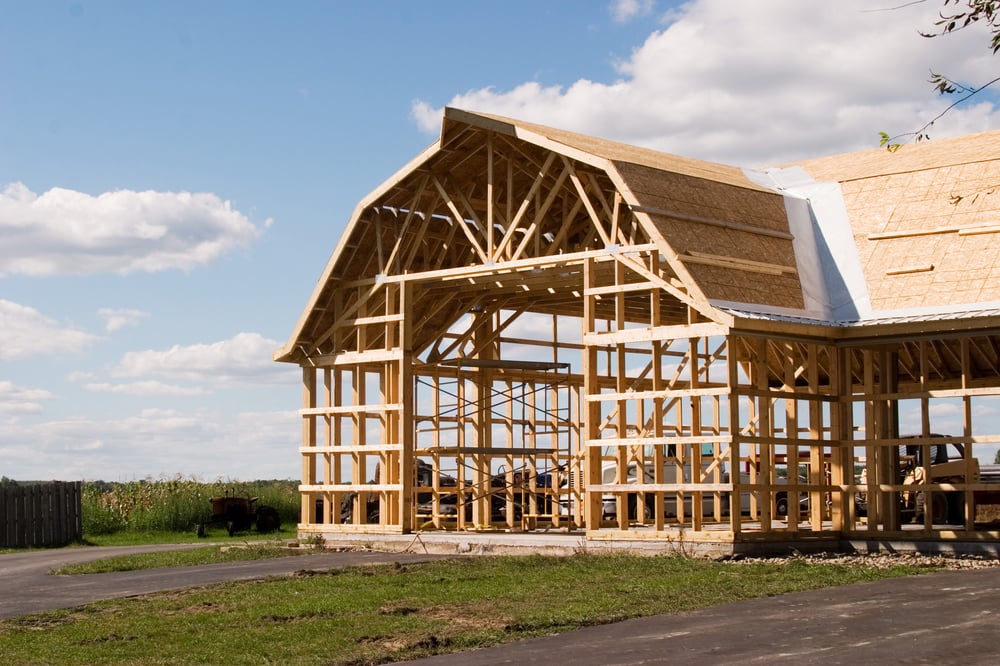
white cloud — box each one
[413,0,1000,166]
[610,0,654,23]
[0,408,299,480]
[0,380,56,414]
[112,332,298,386]
[83,380,210,397]
[98,307,150,332]
[0,299,100,360]
[0,182,268,277]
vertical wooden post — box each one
[322,368,333,524]
[690,335,703,531]
[471,309,495,527]
[583,256,603,530]
[830,343,850,532]
[755,338,773,530]
[301,365,317,526]
[960,337,974,530]
[727,336,741,535]
[399,281,415,532]
[784,342,798,534]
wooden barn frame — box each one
[275,108,1000,551]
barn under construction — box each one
[274,108,1000,554]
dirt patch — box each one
[422,602,511,630]
[260,610,341,624]
[378,603,418,616]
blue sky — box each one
[3,0,999,481]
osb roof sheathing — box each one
[455,109,803,310]
[794,131,1000,312]
[458,108,771,191]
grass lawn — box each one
[0,553,940,665]
[53,541,313,575]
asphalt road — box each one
[402,566,1000,665]
[0,544,446,619]
[3,546,1000,665]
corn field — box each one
[81,476,299,535]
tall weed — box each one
[82,476,299,536]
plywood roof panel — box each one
[795,133,1000,312]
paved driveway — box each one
[0,544,445,619]
[402,566,1000,665]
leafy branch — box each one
[880,1,1000,150]
[880,72,1000,150]
[921,0,1000,53]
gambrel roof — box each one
[276,108,1000,363]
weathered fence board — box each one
[0,482,82,548]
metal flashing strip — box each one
[744,165,872,323]
[717,300,1000,328]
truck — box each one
[854,436,989,525]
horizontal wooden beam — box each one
[681,251,797,276]
[300,445,403,454]
[585,386,730,402]
[310,348,403,367]
[299,483,401,492]
[588,435,733,447]
[337,244,659,289]
[585,281,657,296]
[584,322,729,345]
[869,224,1000,240]
[594,483,732,493]
[300,404,402,416]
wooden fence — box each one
[0,482,82,548]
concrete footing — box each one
[304,529,1000,559]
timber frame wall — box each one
[285,110,1000,547]
[296,316,1000,543]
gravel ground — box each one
[726,551,1000,569]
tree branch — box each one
[882,73,1000,149]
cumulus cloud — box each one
[83,380,210,397]
[98,307,150,332]
[0,380,56,414]
[0,299,99,360]
[610,0,654,23]
[0,408,299,480]
[112,332,298,387]
[413,0,1000,166]
[0,183,269,277]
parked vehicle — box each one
[601,459,810,522]
[197,494,281,536]
[340,460,527,524]
[855,436,980,524]
[600,459,727,521]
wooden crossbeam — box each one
[563,155,612,247]
[682,250,797,276]
[493,152,557,261]
[432,175,490,264]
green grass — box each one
[54,542,311,575]
[0,554,940,665]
